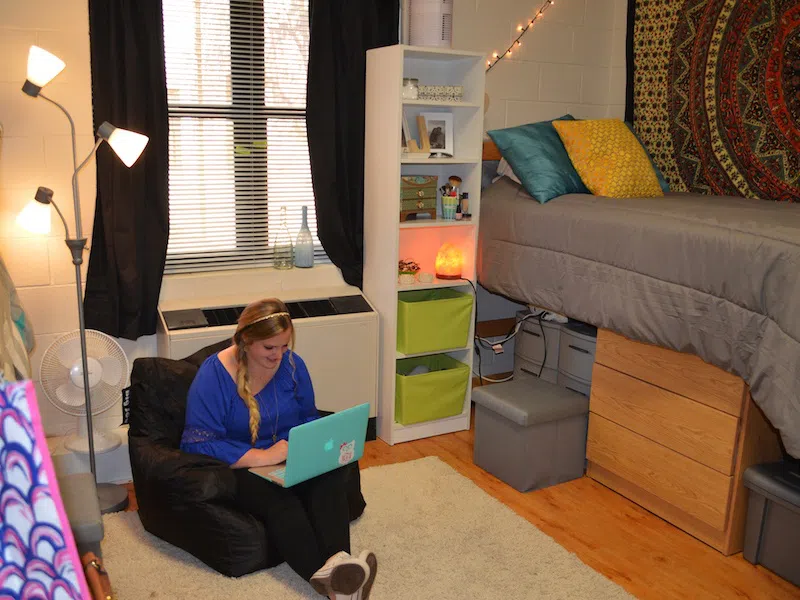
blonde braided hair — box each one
[232,299,295,444]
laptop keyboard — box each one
[272,467,286,479]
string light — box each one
[486,0,555,72]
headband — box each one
[243,311,290,328]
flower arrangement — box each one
[398,259,434,285]
[398,259,421,276]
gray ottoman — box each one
[472,377,589,492]
[58,472,104,557]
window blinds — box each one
[162,0,327,274]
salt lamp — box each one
[434,243,463,280]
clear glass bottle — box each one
[294,205,314,268]
[272,206,294,270]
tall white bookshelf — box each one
[363,45,486,445]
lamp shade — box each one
[434,243,463,280]
[104,125,149,167]
[26,46,65,88]
[16,199,52,235]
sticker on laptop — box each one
[339,440,355,465]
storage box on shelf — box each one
[400,175,438,222]
[586,329,784,555]
[363,45,485,445]
[396,355,471,425]
[396,289,473,356]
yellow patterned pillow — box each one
[551,119,663,198]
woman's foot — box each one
[310,551,369,598]
[358,551,377,600]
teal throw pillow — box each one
[624,122,670,193]
[487,115,589,203]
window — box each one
[162,0,327,273]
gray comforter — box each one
[478,177,800,458]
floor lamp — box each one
[16,45,149,514]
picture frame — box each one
[420,112,454,158]
[401,112,412,152]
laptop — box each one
[249,402,369,487]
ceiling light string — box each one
[486,0,555,72]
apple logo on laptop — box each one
[324,438,334,452]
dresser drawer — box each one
[587,414,732,531]
[595,330,745,416]
[558,328,596,383]
[590,364,739,474]
[515,320,560,369]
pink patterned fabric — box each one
[0,379,90,599]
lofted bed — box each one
[477,137,800,554]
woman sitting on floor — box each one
[180,298,377,600]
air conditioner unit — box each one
[156,288,379,439]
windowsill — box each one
[158,263,358,311]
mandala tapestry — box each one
[627,0,800,201]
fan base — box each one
[65,430,122,454]
[98,482,129,514]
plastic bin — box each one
[397,289,473,355]
[743,461,800,586]
[395,354,470,425]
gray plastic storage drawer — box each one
[514,311,560,368]
[558,325,597,384]
[515,355,558,385]
[743,461,800,586]
[557,371,590,397]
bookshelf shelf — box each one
[400,156,481,165]
[402,100,481,109]
[398,219,475,229]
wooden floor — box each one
[126,413,799,600]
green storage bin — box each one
[397,289,473,355]
[395,354,470,425]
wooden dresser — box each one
[586,329,783,555]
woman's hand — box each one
[231,440,288,468]
[265,440,288,465]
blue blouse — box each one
[180,351,319,465]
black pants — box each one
[232,467,351,581]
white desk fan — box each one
[39,329,130,513]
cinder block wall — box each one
[0,0,154,435]
[452,0,627,130]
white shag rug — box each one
[102,457,634,599]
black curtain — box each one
[307,0,399,289]
[84,0,169,340]
[624,0,636,123]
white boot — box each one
[310,551,370,599]
[358,550,378,600]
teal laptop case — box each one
[254,403,369,487]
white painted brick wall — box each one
[452,0,628,130]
